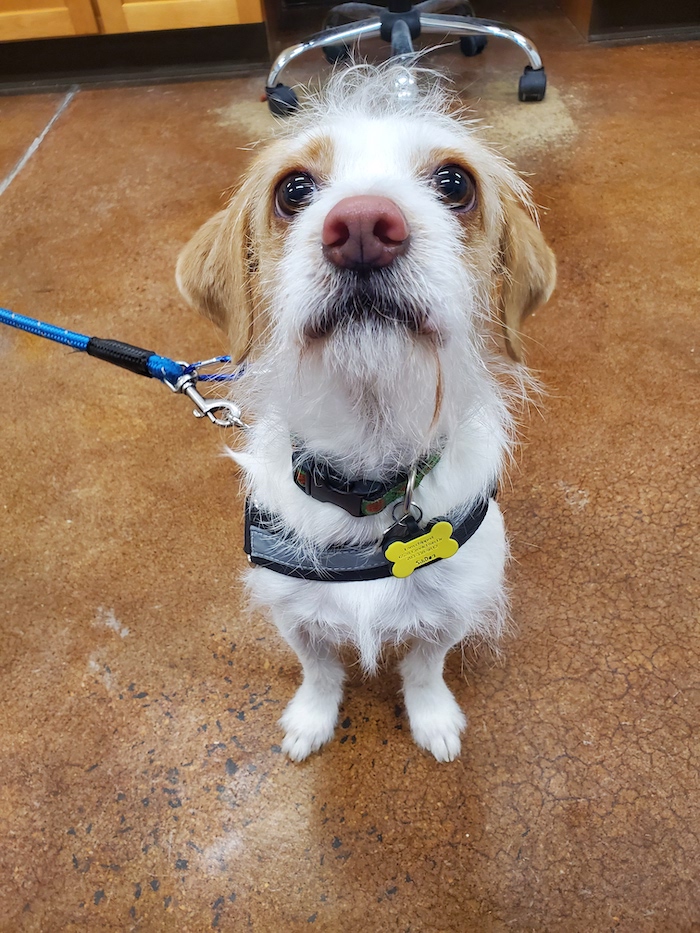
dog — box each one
[176,65,556,762]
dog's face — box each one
[177,74,555,371]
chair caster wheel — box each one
[323,43,351,64]
[460,35,487,56]
[266,84,299,117]
[518,66,547,102]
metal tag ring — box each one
[391,500,423,525]
[402,465,418,516]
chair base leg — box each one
[264,8,547,115]
[265,83,300,117]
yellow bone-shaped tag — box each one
[384,521,459,578]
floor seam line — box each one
[0,85,79,200]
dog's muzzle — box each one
[303,267,433,340]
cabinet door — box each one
[93,0,262,33]
[0,0,98,40]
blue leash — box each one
[0,307,246,428]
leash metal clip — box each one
[168,368,246,430]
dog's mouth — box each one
[303,269,435,341]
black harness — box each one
[244,497,493,582]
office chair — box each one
[265,0,547,116]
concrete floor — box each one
[1,7,698,931]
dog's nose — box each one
[322,196,409,271]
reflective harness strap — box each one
[244,494,494,582]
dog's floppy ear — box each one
[176,191,257,364]
[497,198,556,362]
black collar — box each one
[292,449,442,518]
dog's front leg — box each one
[275,621,345,761]
[399,637,467,762]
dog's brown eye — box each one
[276,172,317,216]
[432,165,477,211]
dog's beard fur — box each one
[302,266,436,340]
[238,295,509,482]
[300,265,441,432]
[234,247,517,479]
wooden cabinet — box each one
[93,0,262,34]
[561,0,700,39]
[0,0,263,41]
[0,0,98,41]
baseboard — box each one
[589,23,700,43]
[0,23,269,93]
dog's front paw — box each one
[279,683,341,761]
[403,685,467,762]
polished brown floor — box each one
[1,8,699,932]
